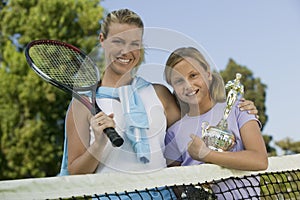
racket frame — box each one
[25,39,124,147]
[25,39,100,114]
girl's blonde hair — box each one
[164,47,226,113]
[100,9,145,67]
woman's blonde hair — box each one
[100,9,145,67]
[164,47,226,113]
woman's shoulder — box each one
[67,98,92,120]
[152,83,171,93]
[152,83,181,127]
[151,83,173,102]
[135,76,170,94]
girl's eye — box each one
[190,73,198,78]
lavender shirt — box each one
[164,101,261,199]
[164,101,260,165]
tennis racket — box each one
[25,39,124,147]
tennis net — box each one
[0,154,299,200]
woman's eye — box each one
[131,42,141,47]
[173,79,183,85]
[112,40,123,44]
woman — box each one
[63,9,180,176]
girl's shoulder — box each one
[167,114,193,132]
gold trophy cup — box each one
[202,73,244,152]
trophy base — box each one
[202,126,235,152]
[208,146,225,152]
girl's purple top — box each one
[164,101,261,199]
[164,101,260,166]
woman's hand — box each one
[187,134,211,161]
[90,112,115,142]
[238,98,259,118]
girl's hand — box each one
[187,134,211,161]
[238,98,259,118]
[90,112,115,142]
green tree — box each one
[275,138,300,155]
[0,0,104,180]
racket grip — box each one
[94,101,123,147]
[104,127,124,147]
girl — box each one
[164,47,268,199]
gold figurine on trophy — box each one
[202,73,244,152]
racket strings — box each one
[29,44,98,88]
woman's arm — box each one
[238,98,259,116]
[67,98,112,174]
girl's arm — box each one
[188,120,268,171]
[166,159,182,167]
[67,98,112,174]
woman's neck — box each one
[101,71,133,87]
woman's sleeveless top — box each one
[90,84,167,174]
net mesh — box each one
[0,154,299,200]
[28,42,98,88]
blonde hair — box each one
[100,9,145,67]
[164,47,226,104]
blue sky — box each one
[100,0,300,146]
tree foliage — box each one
[0,0,103,180]
[275,138,300,155]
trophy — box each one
[202,73,244,152]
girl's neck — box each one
[188,99,216,117]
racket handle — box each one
[104,127,124,147]
[94,100,124,147]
